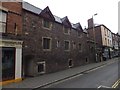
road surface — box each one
[45,60,119,88]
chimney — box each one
[88,18,93,28]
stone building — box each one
[0,2,23,85]
[0,1,99,85]
[22,2,94,77]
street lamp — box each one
[92,13,98,62]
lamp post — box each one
[92,13,98,62]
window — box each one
[43,19,51,29]
[87,33,89,37]
[86,58,89,63]
[105,38,107,45]
[0,11,7,33]
[68,59,73,68]
[63,27,70,35]
[78,43,82,51]
[110,40,111,46]
[42,37,51,50]
[64,41,70,50]
[37,61,45,74]
[14,23,18,35]
[90,47,94,52]
[57,41,60,48]
[78,31,81,37]
[73,42,76,49]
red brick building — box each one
[87,18,114,60]
[0,2,23,85]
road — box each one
[44,60,119,88]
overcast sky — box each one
[24,0,119,34]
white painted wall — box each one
[0,39,23,80]
[101,25,113,47]
[15,48,22,79]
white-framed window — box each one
[63,26,70,35]
[42,37,52,51]
[37,61,45,74]
[42,19,52,30]
[0,10,7,33]
[64,40,70,51]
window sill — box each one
[43,49,51,51]
[42,26,51,30]
[64,50,70,52]
[64,33,70,35]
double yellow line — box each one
[112,79,120,88]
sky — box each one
[24,0,119,34]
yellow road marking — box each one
[0,78,22,86]
[112,79,120,88]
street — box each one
[44,59,119,88]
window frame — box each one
[56,40,60,48]
[68,59,73,68]
[63,26,70,35]
[64,40,70,51]
[78,43,82,52]
[42,19,52,30]
[37,61,46,74]
[73,42,76,50]
[42,37,52,51]
[0,10,7,33]
[78,31,82,38]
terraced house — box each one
[0,1,98,85]
[87,19,114,60]
[112,33,120,57]
[22,2,95,77]
[0,2,23,85]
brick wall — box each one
[2,2,22,35]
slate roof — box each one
[22,2,86,32]
[83,29,88,33]
[23,1,42,14]
[71,23,77,29]
[54,15,62,23]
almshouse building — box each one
[22,2,95,77]
[0,1,111,85]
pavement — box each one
[2,57,119,89]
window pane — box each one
[0,23,6,33]
[79,43,82,51]
[64,27,69,34]
[57,41,60,47]
[38,64,44,72]
[65,41,69,50]
[0,11,7,22]
[0,11,2,21]
[73,42,76,49]
[43,19,50,28]
[43,38,50,49]
[78,31,81,37]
